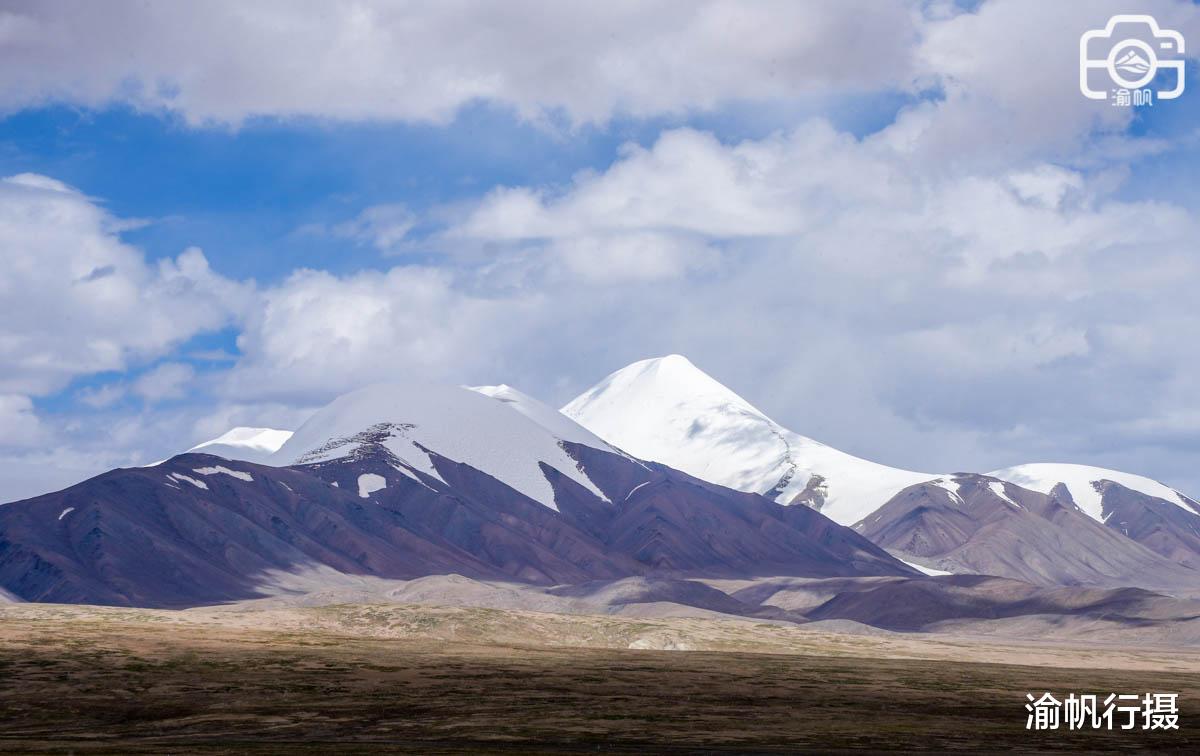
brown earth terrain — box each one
[1,602,1197,753]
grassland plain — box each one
[0,603,1197,753]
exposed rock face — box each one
[789,474,828,511]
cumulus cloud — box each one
[0,0,918,125]
[3,0,1194,152]
[0,394,46,448]
[223,266,541,402]
[0,175,253,396]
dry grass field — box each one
[1,603,1197,753]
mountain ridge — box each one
[0,379,915,607]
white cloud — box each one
[548,232,720,284]
[0,0,918,125]
[899,0,1200,165]
[330,203,416,253]
[0,394,46,448]
[0,175,252,396]
[224,266,540,401]
[133,362,196,403]
[4,0,1194,153]
[76,383,126,409]
[457,127,891,241]
[453,119,1195,287]
[1006,166,1084,210]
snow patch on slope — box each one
[358,473,387,498]
[273,383,609,512]
[169,472,208,490]
[193,465,254,482]
[929,477,964,505]
[898,558,954,577]
[987,481,1022,509]
[989,463,1196,522]
[562,355,935,525]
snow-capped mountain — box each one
[562,355,935,526]
[989,463,1200,571]
[858,473,1199,592]
[5,357,1199,606]
[0,378,913,606]
[989,463,1199,523]
[562,355,1200,584]
[188,427,294,464]
[272,383,610,512]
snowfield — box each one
[189,427,294,464]
[470,384,618,452]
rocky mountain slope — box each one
[990,463,1200,569]
[856,474,1199,593]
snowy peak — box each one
[563,355,935,526]
[989,463,1199,522]
[272,382,609,512]
[564,354,770,425]
[188,426,294,464]
[562,355,792,496]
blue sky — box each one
[2,0,1200,502]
